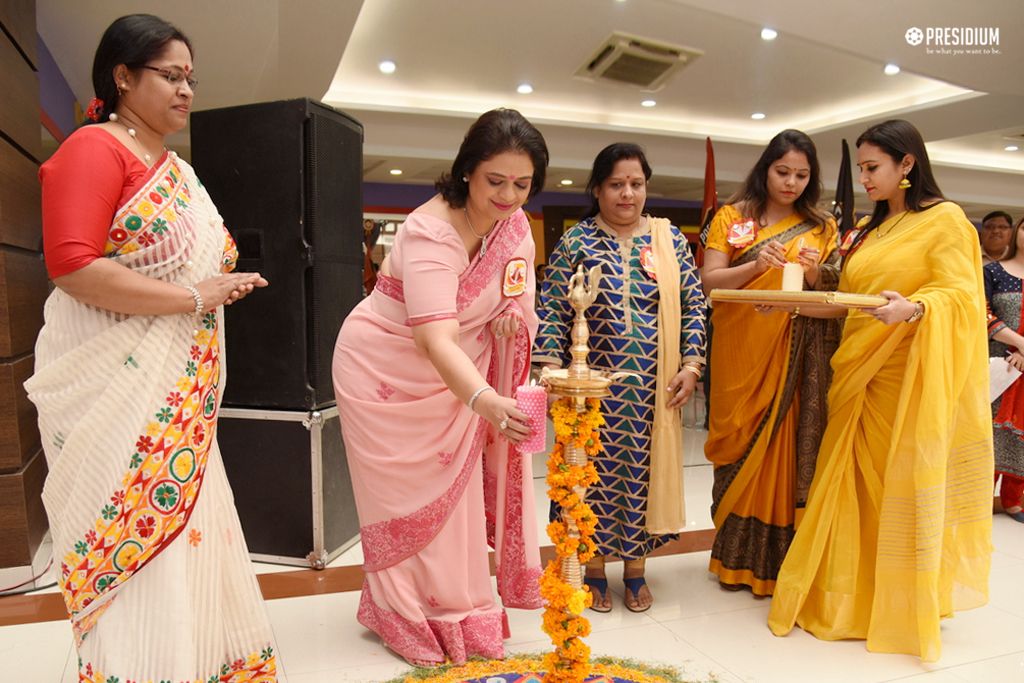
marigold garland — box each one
[540,397,604,683]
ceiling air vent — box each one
[575,31,702,91]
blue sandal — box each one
[583,575,612,613]
[623,576,651,613]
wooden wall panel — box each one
[0,136,42,251]
[0,0,37,67]
[0,354,38,473]
[0,31,41,161]
[0,448,47,567]
[0,248,48,358]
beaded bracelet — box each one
[467,386,494,411]
[185,285,204,336]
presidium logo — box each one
[905,26,1001,55]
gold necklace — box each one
[875,210,910,238]
[463,207,494,256]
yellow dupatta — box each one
[768,203,992,661]
[646,217,684,533]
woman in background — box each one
[984,215,1024,522]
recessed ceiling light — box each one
[517,83,534,95]
[761,28,778,41]
[751,112,766,120]
[884,63,901,75]
[560,179,573,186]
[389,168,402,175]
[378,60,397,74]
[1006,145,1020,152]
[641,99,657,107]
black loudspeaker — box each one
[190,99,364,409]
[217,407,358,567]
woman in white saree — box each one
[25,14,277,682]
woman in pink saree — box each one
[333,109,549,667]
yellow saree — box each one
[767,202,993,661]
[705,205,840,595]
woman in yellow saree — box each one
[768,120,992,662]
[702,130,840,596]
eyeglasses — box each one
[983,224,1012,231]
[140,65,198,91]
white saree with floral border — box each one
[26,150,278,682]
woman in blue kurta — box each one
[535,143,706,612]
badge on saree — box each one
[639,246,658,281]
[503,258,527,297]
[726,219,757,247]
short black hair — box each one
[435,109,549,208]
[982,211,1013,226]
[90,14,192,123]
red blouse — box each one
[39,126,162,278]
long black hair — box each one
[855,119,944,232]
[435,108,549,208]
[583,142,652,218]
[727,129,828,226]
[90,14,192,123]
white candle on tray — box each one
[782,262,804,291]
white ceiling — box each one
[38,0,1024,220]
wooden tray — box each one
[709,289,888,310]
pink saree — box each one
[333,209,542,665]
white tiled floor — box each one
[4,429,1023,682]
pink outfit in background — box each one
[333,209,542,665]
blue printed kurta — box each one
[984,260,1024,479]
[535,216,706,559]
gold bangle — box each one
[905,301,925,323]
[682,364,702,378]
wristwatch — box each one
[905,301,925,323]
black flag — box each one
[832,139,855,234]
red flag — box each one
[696,137,717,267]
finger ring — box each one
[499,418,509,430]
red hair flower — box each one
[85,97,104,122]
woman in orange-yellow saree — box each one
[768,120,993,661]
[25,15,277,682]
[701,130,840,596]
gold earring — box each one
[898,176,911,190]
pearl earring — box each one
[462,176,468,182]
